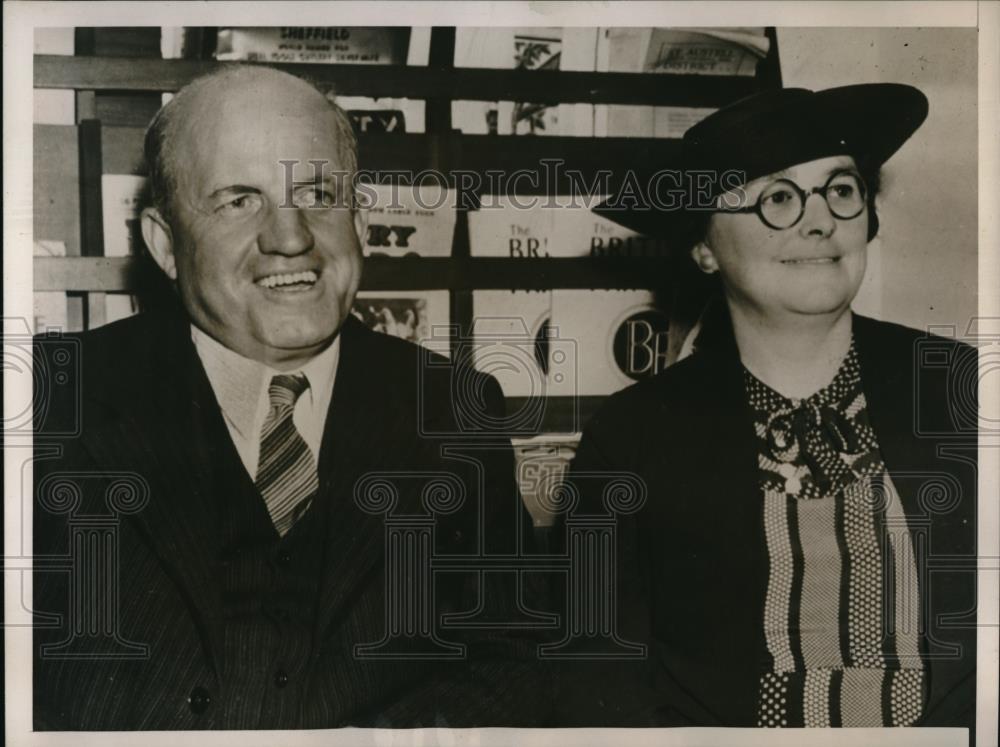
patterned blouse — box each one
[744,341,925,727]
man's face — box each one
[697,155,870,322]
[144,74,364,369]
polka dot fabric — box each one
[890,669,925,726]
[749,340,926,727]
[745,342,881,501]
[757,672,790,727]
[803,669,832,727]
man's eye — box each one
[295,188,335,208]
[216,195,259,214]
[831,183,856,198]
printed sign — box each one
[215,27,410,65]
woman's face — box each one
[695,155,870,322]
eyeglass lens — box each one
[759,172,866,229]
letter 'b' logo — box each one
[613,310,670,380]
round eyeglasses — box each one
[717,170,868,230]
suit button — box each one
[276,550,291,567]
[188,686,211,714]
[274,669,289,688]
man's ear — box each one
[690,241,719,274]
[352,203,369,250]
[141,207,177,280]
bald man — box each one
[33,66,545,730]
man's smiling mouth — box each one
[255,270,319,290]
[780,257,841,265]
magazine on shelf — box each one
[547,289,669,396]
[470,290,553,399]
[550,200,671,257]
[361,183,455,257]
[469,197,667,257]
[452,27,596,137]
[351,290,450,356]
[335,95,425,134]
[468,197,558,258]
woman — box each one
[559,84,977,730]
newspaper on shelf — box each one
[214,27,411,65]
[595,27,769,138]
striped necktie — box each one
[256,373,319,536]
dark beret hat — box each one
[594,83,929,240]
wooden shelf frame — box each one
[36,53,765,108]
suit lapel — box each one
[313,318,405,637]
[85,311,226,680]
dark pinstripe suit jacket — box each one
[33,309,547,730]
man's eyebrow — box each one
[293,174,345,191]
[207,185,262,200]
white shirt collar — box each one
[190,325,341,441]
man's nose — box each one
[258,205,314,255]
[798,191,836,238]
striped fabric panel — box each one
[889,668,925,726]
[842,479,883,667]
[796,497,844,669]
[883,474,924,669]
[840,668,886,726]
[762,489,796,673]
[803,669,832,727]
[882,474,925,725]
[757,471,928,727]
